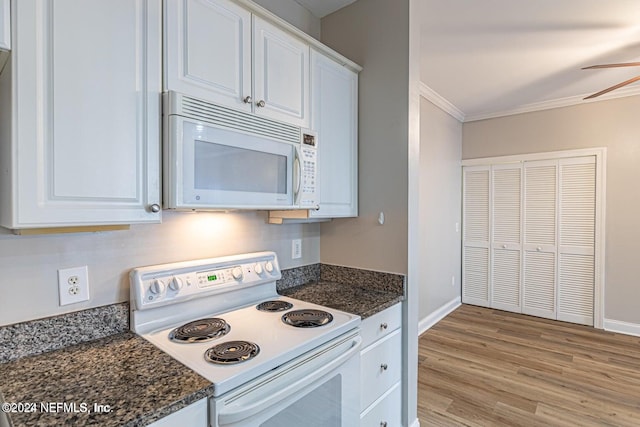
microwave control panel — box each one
[299,131,318,208]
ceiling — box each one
[299,0,640,121]
[420,0,640,121]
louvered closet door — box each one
[491,165,522,312]
[462,166,491,307]
[522,160,558,320]
[557,157,595,325]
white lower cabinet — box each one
[148,399,208,427]
[360,303,402,426]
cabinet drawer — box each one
[360,329,402,411]
[360,303,401,348]
[148,398,207,427]
[360,382,401,427]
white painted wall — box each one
[419,98,462,322]
[0,211,319,326]
[463,95,640,325]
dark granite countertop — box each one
[0,332,213,427]
[279,280,404,319]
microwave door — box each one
[180,121,295,209]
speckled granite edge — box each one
[320,264,405,294]
[0,303,129,363]
[0,332,213,427]
[276,263,320,291]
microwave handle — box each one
[293,149,302,201]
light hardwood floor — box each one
[418,304,640,426]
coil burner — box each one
[169,318,230,343]
[281,309,333,328]
[205,341,260,365]
[256,300,294,312]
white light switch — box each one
[292,239,302,259]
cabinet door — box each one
[462,166,491,307]
[253,16,309,127]
[165,0,252,111]
[491,164,522,312]
[309,49,358,218]
[7,0,161,228]
[522,160,558,320]
[0,0,9,51]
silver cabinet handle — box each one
[380,323,388,330]
[502,244,507,249]
[537,246,542,251]
[243,96,252,104]
[149,204,161,213]
[380,363,388,371]
[256,100,266,108]
[380,422,388,427]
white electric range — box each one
[130,251,361,427]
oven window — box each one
[194,140,287,194]
[260,375,342,427]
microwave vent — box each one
[180,95,300,144]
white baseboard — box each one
[603,318,640,337]
[418,296,461,336]
[409,417,420,427]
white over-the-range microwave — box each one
[163,91,318,211]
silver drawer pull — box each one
[380,322,388,330]
[256,100,266,108]
[243,95,252,104]
[380,422,387,427]
[380,363,388,371]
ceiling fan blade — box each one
[583,75,640,100]
[582,62,640,70]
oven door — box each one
[167,116,298,210]
[212,332,361,427]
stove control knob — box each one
[169,277,183,292]
[254,263,264,275]
[232,266,243,280]
[149,279,165,294]
[265,261,275,274]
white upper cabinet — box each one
[165,0,310,128]
[309,49,358,218]
[253,16,309,127]
[0,0,9,51]
[0,0,161,229]
[165,0,252,112]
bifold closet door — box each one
[557,157,595,326]
[522,160,558,320]
[491,165,522,312]
[462,166,490,307]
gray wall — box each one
[0,211,319,326]
[463,95,640,325]
[319,0,410,275]
[419,98,462,321]
[253,0,321,39]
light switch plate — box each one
[292,239,302,259]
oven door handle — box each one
[218,336,362,426]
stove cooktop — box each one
[142,295,359,396]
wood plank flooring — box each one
[418,305,640,426]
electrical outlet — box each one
[58,266,90,306]
[292,239,302,259]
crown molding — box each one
[464,85,640,122]
[419,82,465,122]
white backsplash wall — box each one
[0,211,320,326]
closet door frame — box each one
[462,147,606,329]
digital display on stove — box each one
[207,274,218,281]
